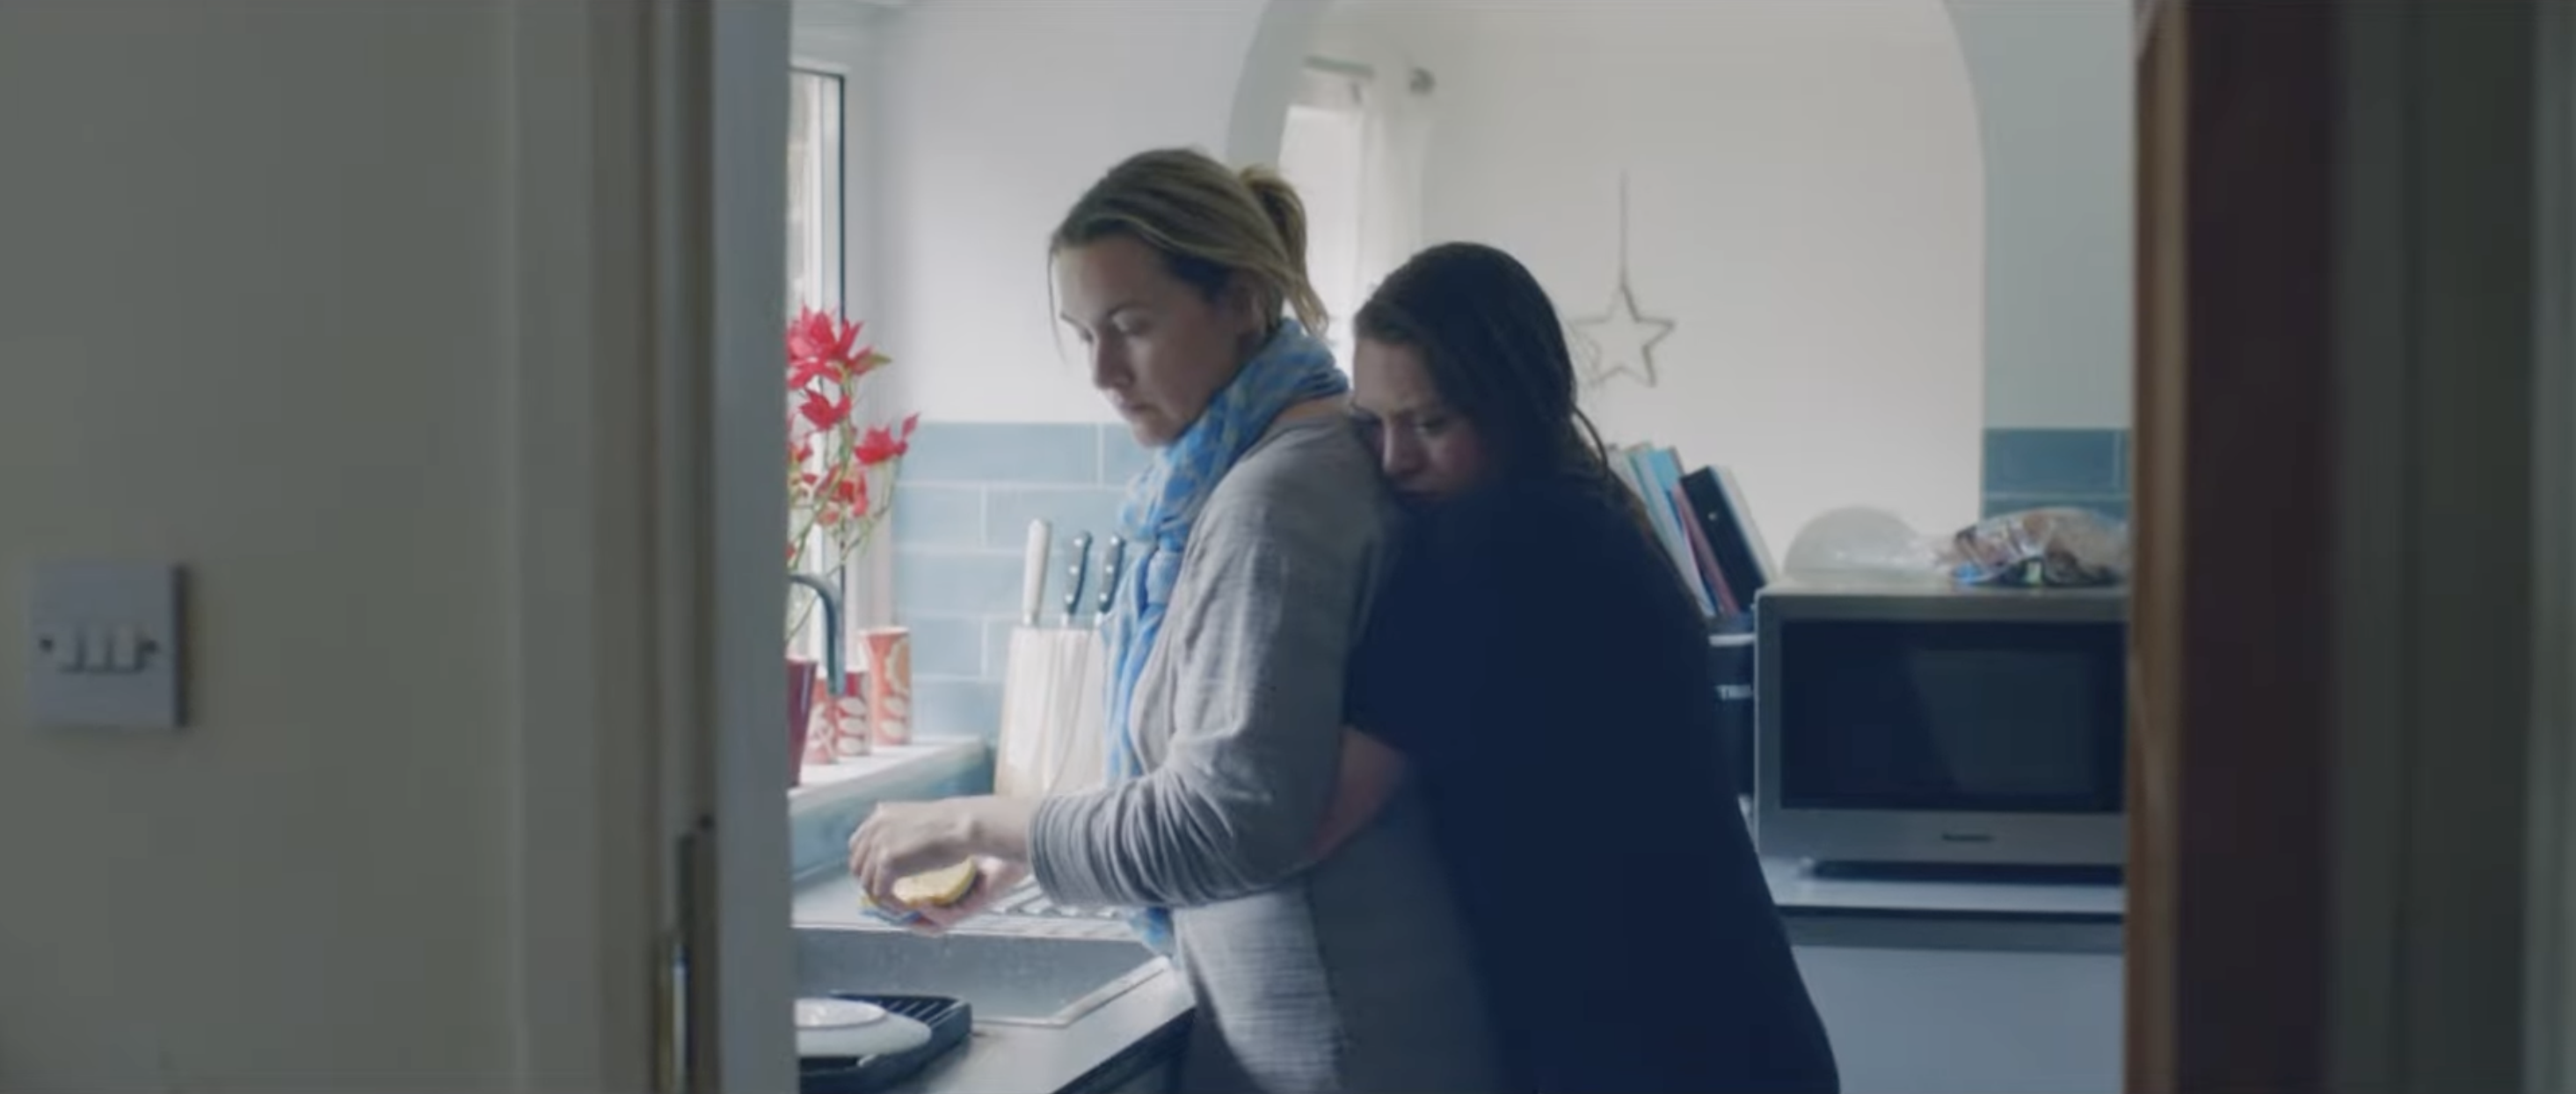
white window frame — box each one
[787,68,845,321]
[786,67,848,665]
[1278,60,1372,368]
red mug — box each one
[786,658,817,786]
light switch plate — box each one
[24,561,186,730]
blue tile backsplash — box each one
[889,485,982,549]
[1981,427,2131,522]
[985,486,1126,551]
[898,421,1110,485]
[889,420,2125,737]
[891,420,1144,740]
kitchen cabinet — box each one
[1791,944,2121,1094]
[1069,1059,1176,1094]
[1072,942,2117,1094]
[1758,854,2123,1094]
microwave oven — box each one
[1751,575,2128,871]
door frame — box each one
[2127,1,2558,1090]
[499,0,2576,1089]
[2524,2,2576,1087]
[502,4,661,1086]
[503,3,795,1090]
[2123,1,2338,1086]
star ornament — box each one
[1571,278,1676,390]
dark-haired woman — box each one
[1313,242,1841,1094]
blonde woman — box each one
[848,149,1498,1094]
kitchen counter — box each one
[794,874,1192,1094]
[1728,793,2124,952]
[790,855,2124,1094]
[1762,857,2124,953]
[862,964,1190,1094]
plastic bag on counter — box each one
[1941,507,2130,587]
[1781,507,1947,579]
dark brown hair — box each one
[1050,148,1328,336]
[1355,243,1634,502]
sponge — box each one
[862,858,985,925]
[889,859,981,908]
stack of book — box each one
[1602,443,1777,631]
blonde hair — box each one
[1051,148,1328,337]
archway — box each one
[1226,0,1993,546]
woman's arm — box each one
[852,728,1396,912]
[1297,486,1535,866]
[1023,456,1386,909]
[1305,728,1409,863]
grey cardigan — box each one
[1030,418,1499,1094]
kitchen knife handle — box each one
[1095,536,1125,623]
[1062,533,1093,624]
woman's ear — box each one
[1221,275,1266,337]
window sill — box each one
[787,738,988,819]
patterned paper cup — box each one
[861,627,913,747]
[828,668,872,759]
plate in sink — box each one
[797,998,889,1027]
[799,995,976,1094]
[796,996,932,1058]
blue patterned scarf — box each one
[1099,319,1348,955]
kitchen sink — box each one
[793,925,1169,1028]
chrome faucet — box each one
[789,573,844,697]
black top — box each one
[1350,476,1840,1094]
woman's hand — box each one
[848,799,973,912]
[1305,727,1410,864]
[848,796,1037,914]
[895,857,1032,936]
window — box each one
[1278,62,1370,367]
[787,69,845,317]
[1277,57,1432,369]
[786,68,847,662]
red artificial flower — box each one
[789,307,858,370]
[855,413,922,466]
[789,307,891,391]
[848,341,887,382]
[790,357,834,392]
[797,390,852,431]
[785,307,909,594]
[854,427,901,465]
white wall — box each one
[1948,0,2133,431]
[872,0,1272,424]
[1328,0,1988,543]
[855,0,2124,539]
[0,4,519,1087]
